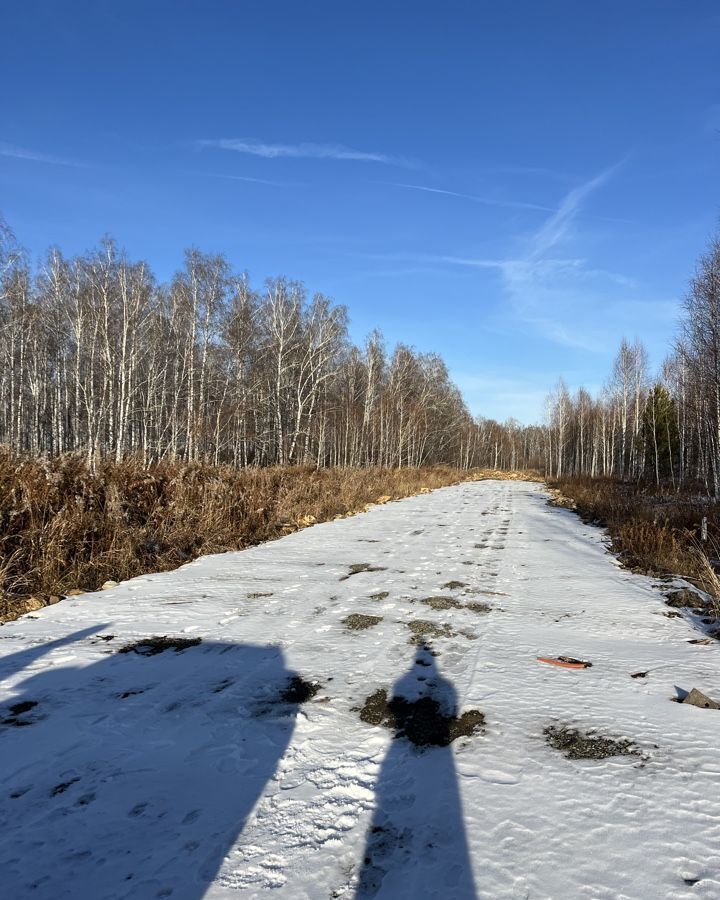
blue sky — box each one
[1,1,719,423]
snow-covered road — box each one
[1,480,719,899]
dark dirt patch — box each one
[247,592,273,599]
[2,700,40,727]
[465,601,492,614]
[343,613,383,631]
[631,671,649,679]
[544,725,640,760]
[9,787,31,799]
[279,675,321,704]
[118,636,202,656]
[51,777,80,796]
[442,581,467,590]
[118,689,146,699]
[665,588,702,609]
[8,700,37,716]
[420,596,461,611]
[369,591,389,601]
[359,688,484,747]
[340,563,387,581]
[406,620,456,641]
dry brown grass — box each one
[1,453,506,623]
[470,468,545,482]
[549,476,720,603]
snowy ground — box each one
[1,480,719,900]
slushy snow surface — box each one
[1,480,719,899]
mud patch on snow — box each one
[544,724,640,760]
[279,675,321,704]
[247,592,274,599]
[465,601,492,614]
[420,596,461,611]
[406,620,456,641]
[359,689,484,747]
[340,563,387,581]
[343,613,383,631]
[369,591,389,601]
[118,636,202,656]
[664,588,702,609]
[51,777,80,797]
[2,700,40,727]
[118,688,148,700]
[442,581,467,590]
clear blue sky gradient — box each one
[2,1,719,423]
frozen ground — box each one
[1,480,719,899]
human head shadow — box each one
[357,645,478,899]
[0,632,301,899]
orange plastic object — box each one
[537,656,589,670]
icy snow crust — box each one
[1,480,719,899]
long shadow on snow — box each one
[0,632,299,899]
[357,647,477,899]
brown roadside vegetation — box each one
[549,476,720,608]
[0,454,541,624]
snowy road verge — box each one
[1,480,719,898]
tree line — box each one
[5,213,716,486]
[0,217,525,470]
[542,233,720,492]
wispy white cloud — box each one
[528,163,622,259]
[473,165,576,181]
[381,181,557,213]
[0,141,79,166]
[380,176,631,226]
[190,170,291,187]
[370,162,631,352]
[196,138,415,167]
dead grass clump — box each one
[0,453,473,623]
[615,521,694,576]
